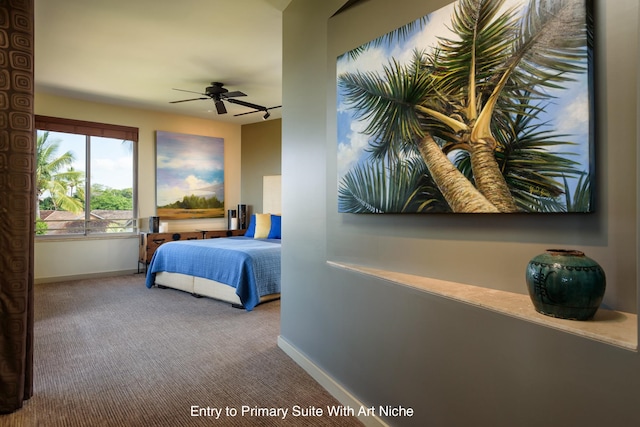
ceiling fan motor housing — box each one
[206,82,227,96]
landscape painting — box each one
[337,0,594,213]
[156,131,224,219]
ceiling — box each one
[34,0,292,125]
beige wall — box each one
[240,118,282,215]
[34,92,242,281]
[280,1,640,426]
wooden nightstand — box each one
[138,229,246,273]
[138,231,201,273]
[200,229,246,239]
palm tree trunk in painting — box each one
[417,134,498,213]
[469,141,519,212]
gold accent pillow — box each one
[254,213,272,239]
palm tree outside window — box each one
[35,117,138,236]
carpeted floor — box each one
[1,274,364,427]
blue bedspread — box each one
[145,237,281,311]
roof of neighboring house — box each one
[40,210,133,220]
[40,210,88,221]
[39,210,134,234]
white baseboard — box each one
[34,269,139,284]
[277,335,388,427]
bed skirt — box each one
[154,271,280,308]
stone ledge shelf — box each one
[328,261,638,351]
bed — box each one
[145,213,281,311]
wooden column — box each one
[0,0,35,413]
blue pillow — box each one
[244,214,256,237]
[267,215,281,239]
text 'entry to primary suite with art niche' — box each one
[156,131,225,219]
[336,0,594,214]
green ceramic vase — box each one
[525,249,606,321]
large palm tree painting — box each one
[337,0,594,213]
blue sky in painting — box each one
[156,131,224,206]
[336,0,591,193]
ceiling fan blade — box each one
[172,88,208,95]
[170,97,209,104]
[226,98,268,111]
[215,99,227,114]
[233,106,282,117]
[222,91,247,98]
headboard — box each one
[263,175,281,214]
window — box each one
[35,116,138,237]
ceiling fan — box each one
[170,82,280,119]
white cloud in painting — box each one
[548,83,591,171]
[157,175,223,206]
[156,155,223,172]
[157,185,188,207]
[399,3,456,60]
[337,45,388,77]
[555,88,589,135]
[185,175,213,191]
[338,119,370,177]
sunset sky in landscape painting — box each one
[336,0,590,189]
[156,131,224,206]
